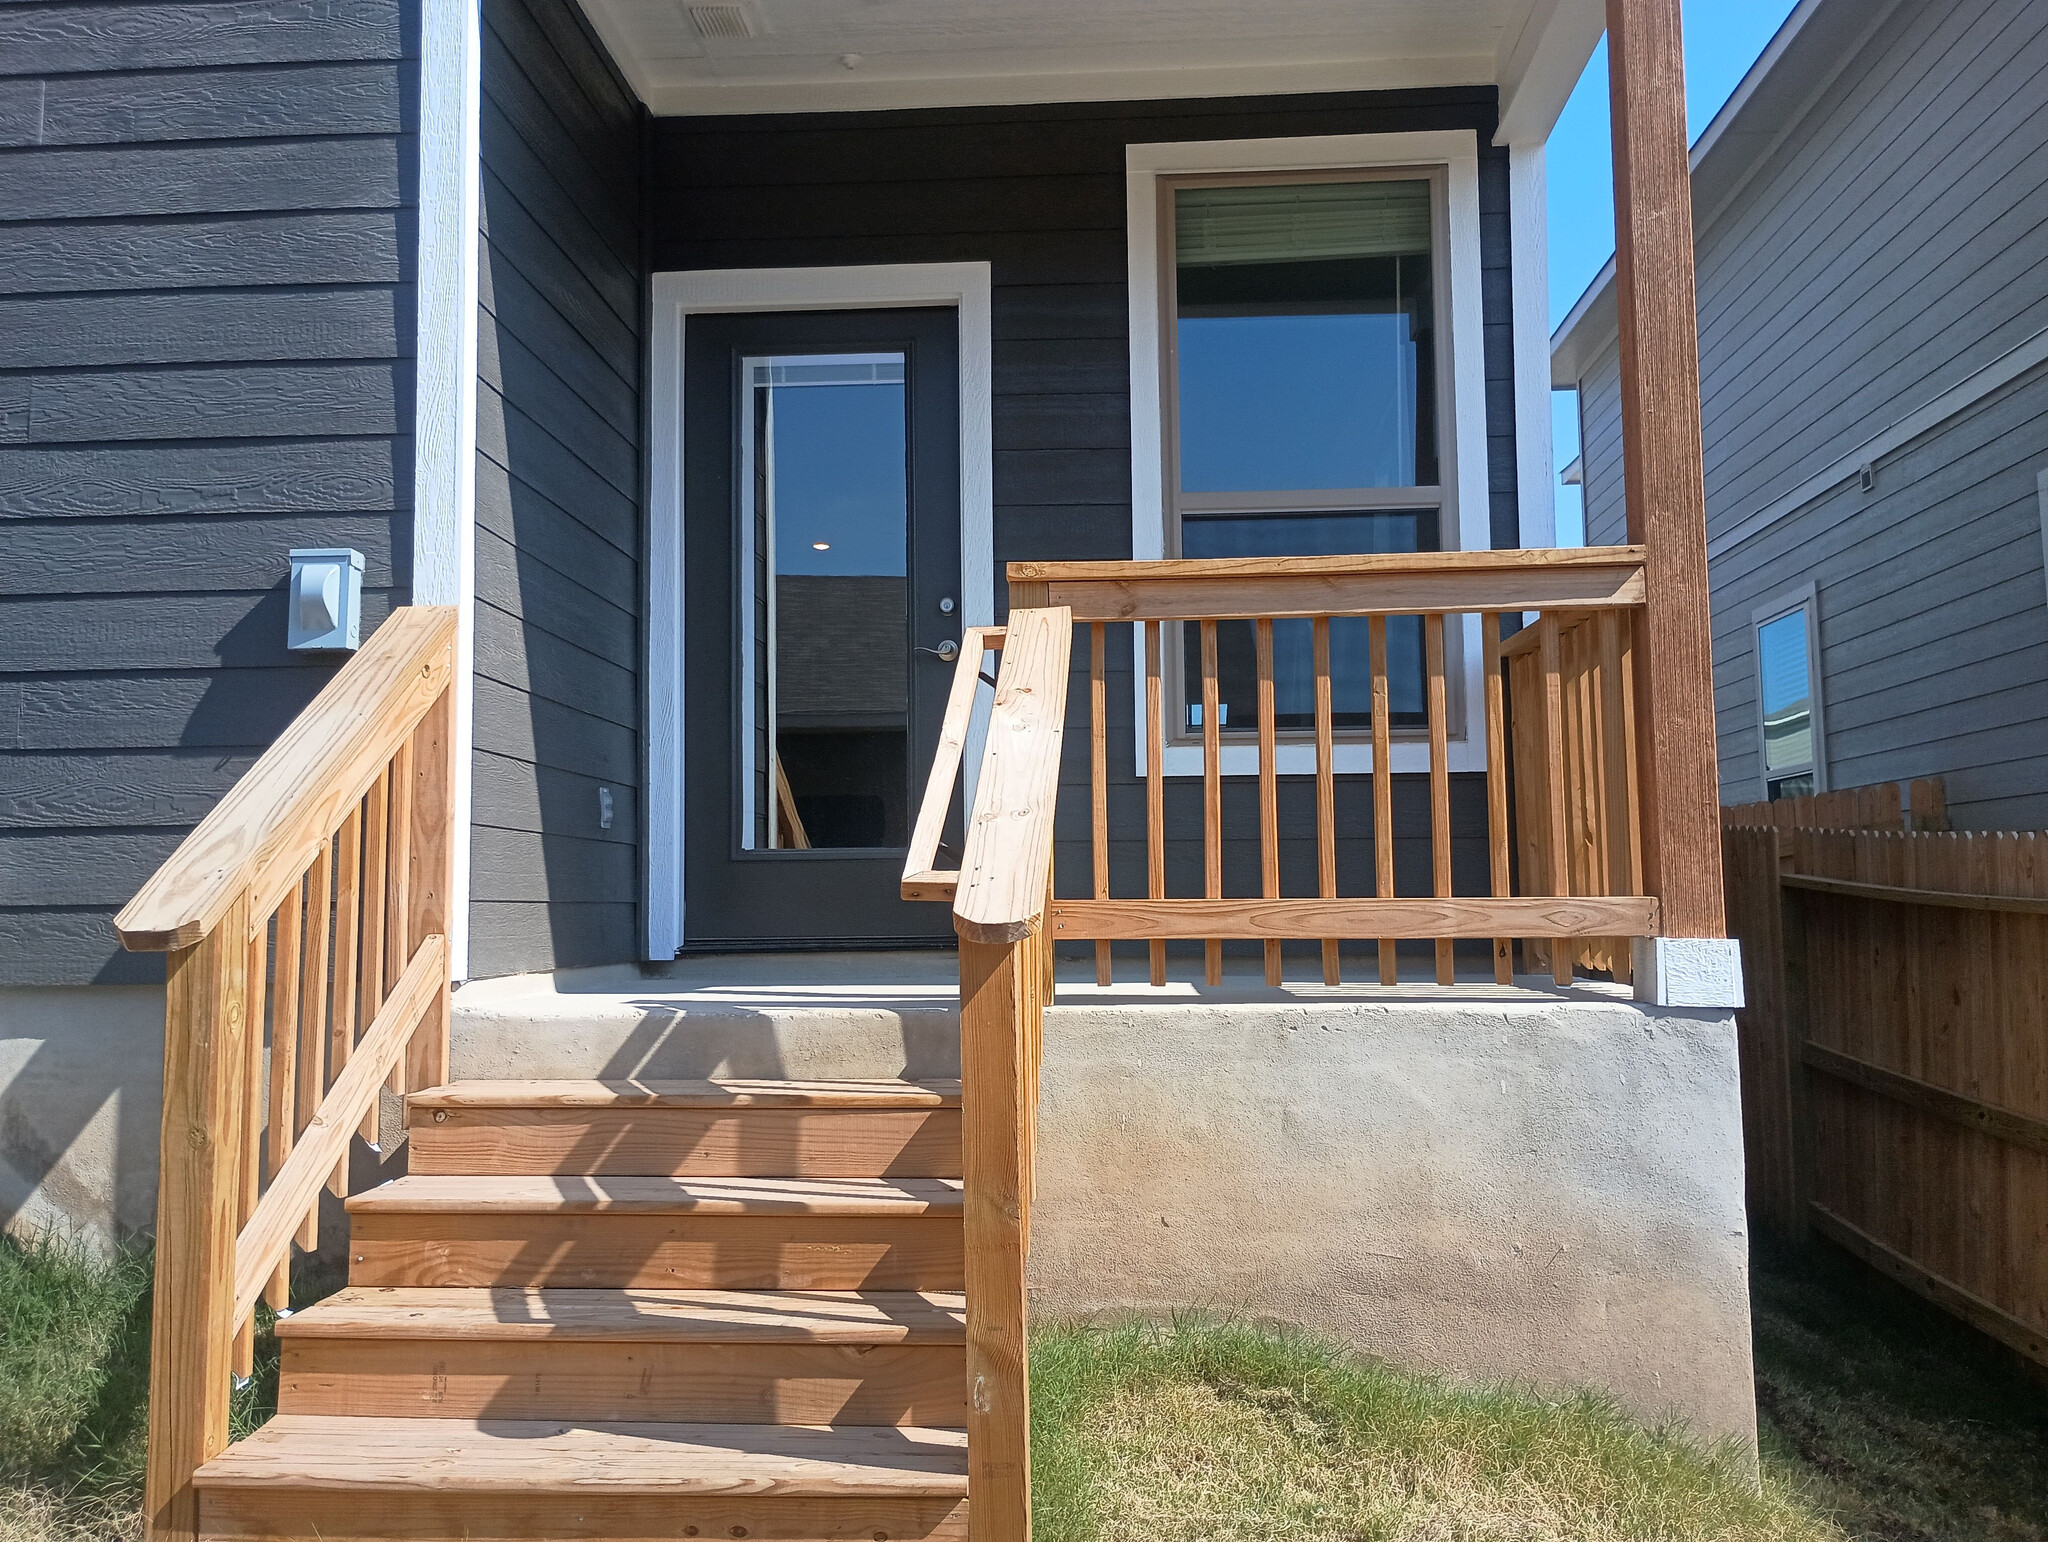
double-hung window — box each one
[1752,587,1824,800]
[1161,169,1451,736]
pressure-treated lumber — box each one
[405,688,454,1093]
[1048,896,1660,939]
[233,939,445,1325]
[1802,1043,2048,1157]
[280,1336,968,1425]
[951,608,1072,945]
[1090,621,1111,985]
[1313,617,1338,986]
[1006,548,1646,621]
[1370,615,1396,984]
[956,936,1031,1542]
[1426,614,1453,984]
[115,608,457,951]
[1145,618,1165,985]
[1256,618,1281,986]
[347,1174,965,1215]
[144,893,250,1542]
[1481,613,1512,984]
[276,1287,967,1342]
[1779,873,2048,915]
[406,1080,963,1108]
[901,626,1002,901]
[1606,0,1725,939]
[407,1103,962,1178]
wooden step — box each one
[195,1415,968,1541]
[276,1288,967,1425]
[346,1176,965,1290]
[406,1080,963,1179]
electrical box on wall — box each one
[287,548,364,652]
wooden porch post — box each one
[1606,0,1726,938]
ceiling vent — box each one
[687,4,754,39]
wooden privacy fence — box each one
[1724,820,2048,1368]
[112,607,459,1541]
[1722,777,1950,835]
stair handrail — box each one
[113,605,460,1542]
[906,606,1070,1542]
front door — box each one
[682,307,962,947]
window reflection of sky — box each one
[1758,610,1813,771]
[769,380,907,577]
[1178,312,1418,492]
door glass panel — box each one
[1175,178,1437,494]
[739,353,909,850]
[1179,509,1434,733]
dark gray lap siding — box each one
[0,0,418,985]
[469,0,644,979]
[649,91,1522,948]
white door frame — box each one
[645,262,996,960]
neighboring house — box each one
[3,3,1766,1518]
[1553,0,2048,824]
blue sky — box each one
[1549,0,1802,541]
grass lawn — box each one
[2,1228,2042,1541]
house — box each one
[3,0,1757,1535]
[1553,0,2048,824]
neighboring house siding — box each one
[470,0,644,978]
[0,0,418,986]
[1574,0,2048,823]
[1578,340,1626,548]
[649,91,1525,930]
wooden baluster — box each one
[957,935,1032,1542]
[1370,615,1397,985]
[1090,623,1111,986]
[1538,614,1573,985]
[1256,618,1280,987]
[232,921,266,1380]
[359,776,388,1141]
[1313,617,1339,985]
[1602,610,1645,983]
[407,690,455,1091]
[1200,620,1222,987]
[1482,614,1513,985]
[142,890,251,1542]
[328,806,362,1197]
[1145,620,1165,987]
[384,741,414,1094]
[293,843,330,1253]
[263,880,301,1312]
[1426,614,1454,985]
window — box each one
[1161,170,1450,738]
[1753,589,1824,801]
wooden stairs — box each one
[192,1079,972,1541]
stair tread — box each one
[409,1079,961,1109]
[276,1287,966,1342]
[346,1175,965,1216]
[194,1415,968,1496]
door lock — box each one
[917,639,961,663]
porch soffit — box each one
[573,0,1600,140]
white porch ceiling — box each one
[576,0,1602,140]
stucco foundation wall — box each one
[1030,995,1755,1445]
[0,985,165,1247]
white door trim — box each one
[1125,131,1493,778]
[645,262,996,961]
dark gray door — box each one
[682,308,962,947]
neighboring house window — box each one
[1752,586,1824,801]
[1161,169,1449,736]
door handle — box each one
[916,639,961,663]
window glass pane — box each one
[1758,609,1814,774]
[1175,179,1436,494]
[1180,511,1434,731]
[740,353,909,851]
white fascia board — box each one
[1494,0,1604,148]
[414,0,481,981]
[1550,256,1617,388]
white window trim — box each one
[1126,131,1493,778]
[1751,582,1826,798]
[646,263,995,961]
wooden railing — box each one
[113,607,459,1542]
[901,551,1671,1540]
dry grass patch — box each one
[1032,1318,1840,1542]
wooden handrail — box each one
[120,606,458,1542]
[952,607,1072,945]
[115,607,458,952]
[900,625,1004,904]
